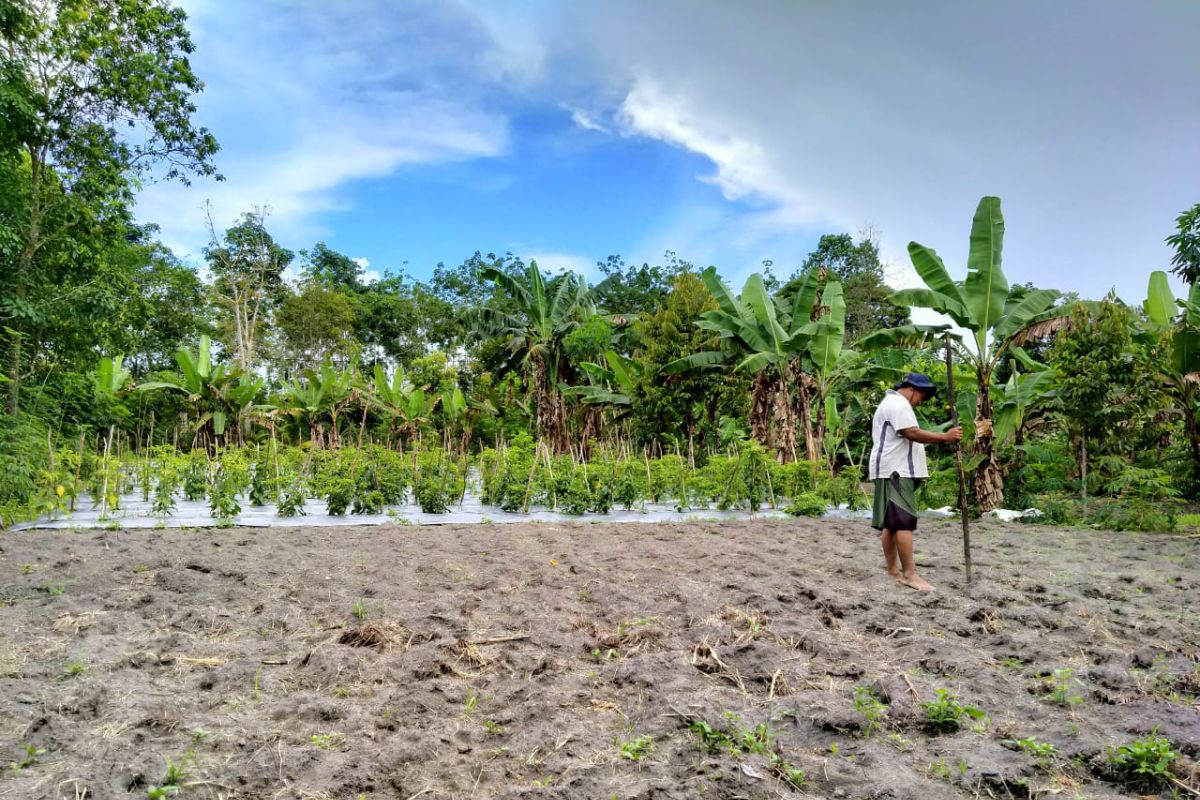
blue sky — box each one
[138,0,1200,300]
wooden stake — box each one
[944,335,972,584]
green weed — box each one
[853,685,888,737]
[1107,730,1177,790]
[923,688,987,733]
[1045,667,1084,706]
[619,735,653,761]
[7,743,44,772]
[310,731,345,750]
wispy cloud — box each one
[141,0,516,259]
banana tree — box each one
[372,364,437,451]
[665,268,828,462]
[96,355,131,399]
[138,335,263,448]
[477,261,594,453]
[566,350,646,411]
[992,348,1057,448]
[859,197,1062,510]
[278,360,358,447]
[1143,271,1200,488]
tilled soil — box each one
[1,518,1198,799]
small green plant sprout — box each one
[64,660,86,678]
[689,720,735,754]
[619,734,653,761]
[483,719,504,735]
[7,742,44,772]
[190,728,210,745]
[1107,730,1178,790]
[1004,736,1057,761]
[853,685,888,737]
[41,581,66,597]
[1045,667,1084,706]
[769,753,806,788]
[928,757,952,781]
[19,563,35,575]
[310,731,345,750]
[922,689,986,733]
[351,600,368,621]
[145,749,194,797]
[464,687,479,719]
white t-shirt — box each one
[869,390,928,479]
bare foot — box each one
[887,569,902,582]
[899,573,935,592]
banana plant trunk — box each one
[749,371,774,454]
[798,372,819,464]
[1184,389,1200,492]
[533,356,569,454]
[974,372,1004,512]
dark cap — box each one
[895,372,936,394]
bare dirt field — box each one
[1,518,1198,800]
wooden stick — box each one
[944,334,972,585]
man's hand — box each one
[943,426,963,443]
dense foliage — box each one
[1,1,1197,529]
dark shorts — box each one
[871,473,922,532]
[882,498,919,532]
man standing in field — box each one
[870,373,961,592]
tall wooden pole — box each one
[944,335,973,584]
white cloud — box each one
[566,105,609,134]
[138,0,513,259]
[352,257,370,269]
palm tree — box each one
[477,260,594,453]
[860,197,1062,511]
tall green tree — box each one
[0,0,218,414]
[303,242,364,291]
[784,233,909,342]
[861,196,1062,511]
[276,282,358,372]
[205,209,291,373]
[1049,302,1132,499]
